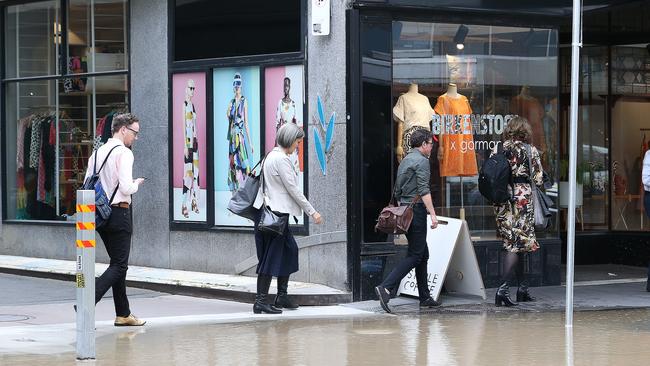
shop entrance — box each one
[348,1,650,301]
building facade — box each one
[1,0,649,301]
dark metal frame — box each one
[167,0,310,235]
[1,0,131,224]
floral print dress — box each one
[492,140,544,253]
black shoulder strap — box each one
[93,145,121,205]
[94,145,120,175]
[250,155,265,175]
[108,182,120,205]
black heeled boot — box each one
[495,283,518,307]
[274,276,299,310]
[253,274,282,314]
[516,282,536,302]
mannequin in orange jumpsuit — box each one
[434,83,478,177]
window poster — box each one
[172,72,208,222]
[213,67,262,226]
[264,65,306,225]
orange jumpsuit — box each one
[434,94,478,177]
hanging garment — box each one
[434,94,478,177]
[42,117,56,195]
[16,116,30,170]
[93,115,108,150]
[29,115,44,169]
[101,112,114,143]
[511,95,546,153]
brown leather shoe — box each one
[114,314,146,327]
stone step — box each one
[0,255,352,306]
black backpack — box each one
[81,146,120,229]
[478,144,513,204]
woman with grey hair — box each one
[253,123,323,314]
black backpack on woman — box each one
[478,144,513,204]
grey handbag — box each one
[525,144,553,231]
[257,161,289,235]
[227,157,264,221]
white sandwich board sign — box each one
[398,216,486,301]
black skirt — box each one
[254,211,299,277]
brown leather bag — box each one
[375,195,421,235]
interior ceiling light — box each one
[453,24,469,50]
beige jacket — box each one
[254,147,315,218]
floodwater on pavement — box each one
[2,309,650,366]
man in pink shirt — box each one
[84,113,146,326]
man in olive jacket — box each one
[375,129,440,313]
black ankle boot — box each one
[274,276,299,310]
[253,294,282,314]
[254,274,282,314]
[516,282,536,302]
[495,283,518,307]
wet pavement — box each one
[1,271,650,365]
[1,309,650,365]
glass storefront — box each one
[360,20,560,243]
[609,44,650,232]
[3,0,129,221]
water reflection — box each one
[2,310,650,365]
[566,326,574,366]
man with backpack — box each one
[83,113,146,326]
[375,129,440,313]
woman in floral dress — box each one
[492,117,544,306]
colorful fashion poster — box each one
[214,67,261,226]
[172,72,208,222]
[264,65,305,224]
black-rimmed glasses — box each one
[126,126,139,137]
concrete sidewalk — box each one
[0,273,371,356]
[347,280,650,314]
[0,255,351,305]
[1,255,648,313]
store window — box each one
[384,21,560,241]
[360,20,392,243]
[559,46,609,231]
[174,0,302,61]
[610,44,650,232]
[3,0,129,222]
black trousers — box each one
[95,206,132,317]
[380,203,431,301]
